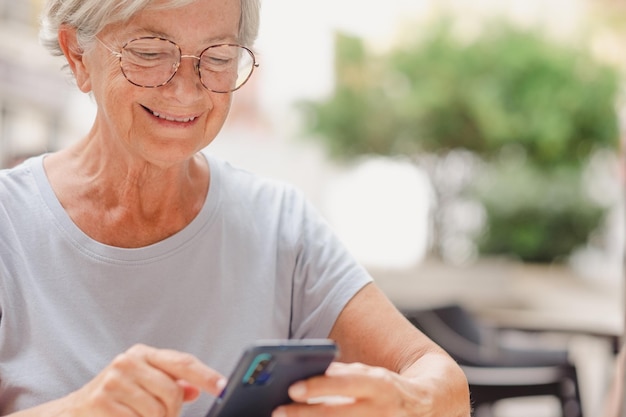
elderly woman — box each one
[0,0,470,416]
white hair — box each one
[39,0,261,55]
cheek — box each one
[98,81,133,116]
[88,55,134,105]
[93,80,141,140]
[218,94,233,117]
[209,94,233,130]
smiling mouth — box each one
[143,106,198,123]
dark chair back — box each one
[403,304,583,417]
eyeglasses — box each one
[97,36,258,93]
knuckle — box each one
[111,351,136,372]
[98,366,128,395]
[127,343,150,356]
[368,366,396,388]
[110,354,129,371]
[346,362,368,372]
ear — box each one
[58,24,92,93]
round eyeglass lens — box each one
[120,38,181,88]
[198,45,256,93]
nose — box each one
[174,55,201,78]
[162,56,205,101]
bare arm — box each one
[275,283,471,417]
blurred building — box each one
[0,0,73,167]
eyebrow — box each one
[126,28,237,45]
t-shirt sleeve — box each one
[286,188,373,339]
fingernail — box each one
[288,382,306,398]
[272,407,287,417]
[216,378,227,391]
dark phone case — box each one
[204,340,337,417]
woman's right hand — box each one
[12,344,225,417]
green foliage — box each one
[301,21,620,165]
[471,156,604,262]
[300,19,621,262]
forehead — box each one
[106,0,241,45]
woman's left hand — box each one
[272,361,449,417]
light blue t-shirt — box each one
[0,152,372,416]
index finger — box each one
[138,345,226,396]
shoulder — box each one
[207,153,307,209]
[204,153,328,244]
[0,156,41,198]
[0,156,47,245]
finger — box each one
[108,348,186,417]
[120,381,176,417]
[273,399,378,417]
[131,344,226,396]
[82,364,172,417]
[288,363,395,402]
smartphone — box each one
[204,339,338,417]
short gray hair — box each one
[39,0,261,56]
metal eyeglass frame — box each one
[96,36,259,93]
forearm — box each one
[328,284,471,416]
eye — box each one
[122,38,179,67]
[128,48,175,60]
[200,47,238,71]
[201,54,232,69]
[131,49,164,60]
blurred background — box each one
[1,0,624,416]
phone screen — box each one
[204,339,338,417]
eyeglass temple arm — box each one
[95,37,122,58]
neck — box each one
[43,137,210,248]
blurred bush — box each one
[471,155,605,262]
[300,19,621,263]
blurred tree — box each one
[300,20,621,263]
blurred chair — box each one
[402,304,582,417]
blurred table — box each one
[371,256,622,417]
[370,257,622,340]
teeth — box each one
[152,111,196,123]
